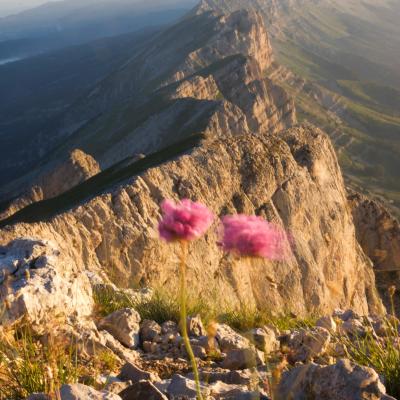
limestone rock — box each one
[1,149,100,219]
[99,309,141,349]
[216,324,251,352]
[246,327,280,354]
[349,192,400,313]
[0,126,383,317]
[277,359,395,400]
[187,315,207,337]
[221,348,259,370]
[0,238,93,329]
[141,320,162,342]
[287,327,331,363]
[59,383,121,400]
[316,316,337,332]
[209,381,264,399]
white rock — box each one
[99,308,141,349]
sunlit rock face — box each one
[0,125,383,318]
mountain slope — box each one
[196,0,400,214]
[0,0,196,60]
[0,9,295,202]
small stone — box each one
[246,327,279,354]
[216,324,251,352]
[221,348,258,370]
[209,381,262,399]
[339,318,366,337]
[27,395,51,400]
[59,383,122,399]
[287,327,331,363]
[187,315,206,337]
[99,308,141,349]
[119,380,168,400]
[167,374,211,399]
[316,316,337,333]
[119,362,160,383]
[161,321,178,334]
[140,320,162,342]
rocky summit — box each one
[0,1,399,399]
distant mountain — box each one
[196,0,400,214]
[0,0,196,60]
[0,8,295,205]
[0,27,158,188]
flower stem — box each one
[179,240,203,400]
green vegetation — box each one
[341,330,400,398]
[0,325,119,399]
[0,327,79,399]
[93,285,316,333]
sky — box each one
[0,0,61,17]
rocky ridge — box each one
[0,126,383,329]
[0,5,398,399]
[0,149,100,219]
[0,8,295,199]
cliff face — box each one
[0,125,383,317]
[349,192,400,312]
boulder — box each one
[99,308,141,349]
[59,384,121,399]
[277,359,395,400]
[0,238,93,330]
[161,321,178,334]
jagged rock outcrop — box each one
[0,238,93,329]
[349,192,400,312]
[0,125,383,317]
[277,359,395,400]
[0,149,100,219]
[0,8,295,200]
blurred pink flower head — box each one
[159,199,214,242]
[220,215,290,260]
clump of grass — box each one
[93,285,215,326]
[219,306,316,332]
[93,285,136,317]
[0,326,80,399]
[339,287,400,398]
[341,331,400,398]
[0,324,121,399]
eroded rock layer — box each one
[0,125,383,319]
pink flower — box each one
[158,199,214,242]
[219,215,289,260]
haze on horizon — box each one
[0,0,62,17]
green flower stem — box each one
[179,240,203,400]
